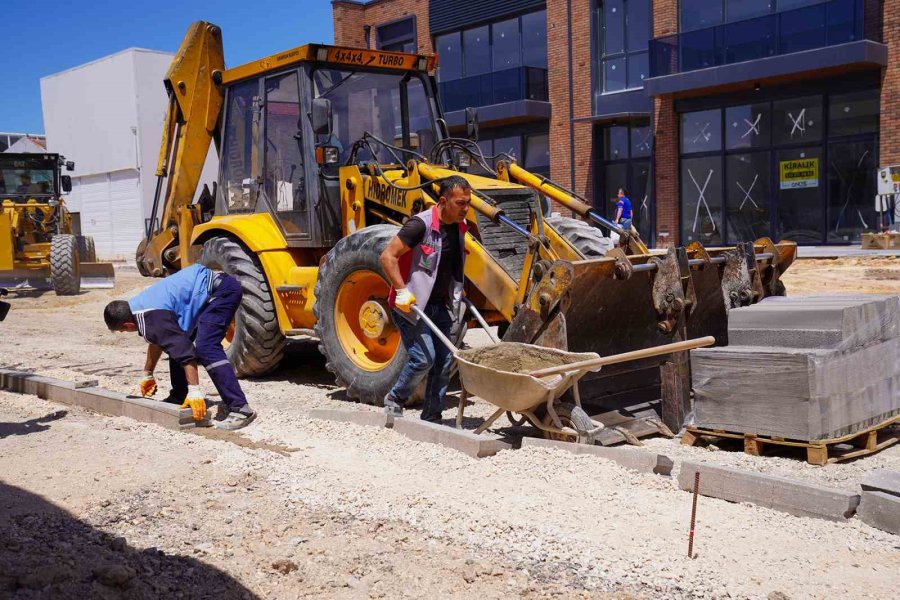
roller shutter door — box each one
[76,170,141,260]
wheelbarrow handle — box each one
[462,297,501,344]
[410,305,460,356]
[527,336,717,378]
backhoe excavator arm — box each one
[136,21,225,276]
[496,160,651,255]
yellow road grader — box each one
[136,22,796,439]
[1,152,114,295]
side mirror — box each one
[65,161,75,171]
[311,98,333,136]
[60,175,72,193]
[465,107,479,141]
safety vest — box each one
[389,206,467,323]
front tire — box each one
[314,225,406,405]
[50,234,80,296]
[199,236,285,377]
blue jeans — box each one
[387,302,454,422]
[170,274,248,411]
[619,218,632,230]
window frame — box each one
[434,9,547,81]
[677,86,880,245]
[594,0,652,95]
[375,15,417,53]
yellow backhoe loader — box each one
[136,22,796,440]
[1,152,115,294]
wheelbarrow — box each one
[412,300,715,444]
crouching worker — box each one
[379,175,471,422]
[103,263,256,430]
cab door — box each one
[263,69,311,241]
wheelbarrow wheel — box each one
[542,402,595,445]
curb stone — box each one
[520,436,674,475]
[678,461,859,521]
[0,369,208,429]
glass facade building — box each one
[333,0,890,246]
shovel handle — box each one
[527,336,716,378]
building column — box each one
[652,0,680,247]
[653,96,678,247]
[547,0,573,206]
[880,0,899,166]
[546,0,595,213]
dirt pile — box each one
[459,343,590,373]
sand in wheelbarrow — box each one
[457,343,584,374]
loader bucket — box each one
[0,262,115,291]
[79,262,116,289]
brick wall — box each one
[653,0,679,246]
[332,0,433,54]
[547,0,572,201]
[546,0,594,214]
[881,1,899,166]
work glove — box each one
[394,288,416,313]
[181,385,207,421]
[138,372,157,397]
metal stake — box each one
[688,471,700,559]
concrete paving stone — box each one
[678,461,859,521]
[391,417,511,458]
[860,470,900,495]
[308,408,392,429]
[857,491,900,535]
[735,294,900,348]
[727,327,844,348]
[519,437,673,475]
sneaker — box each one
[214,407,257,430]
[383,395,404,418]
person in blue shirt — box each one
[103,264,256,430]
[613,188,633,232]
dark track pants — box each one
[170,275,248,411]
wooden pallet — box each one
[682,415,900,466]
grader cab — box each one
[136,22,796,439]
[0,153,114,295]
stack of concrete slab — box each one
[691,294,900,441]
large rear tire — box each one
[546,216,613,257]
[199,236,285,377]
[50,234,80,296]
[314,225,407,405]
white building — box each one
[41,48,218,260]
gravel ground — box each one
[1,263,900,598]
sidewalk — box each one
[796,246,900,259]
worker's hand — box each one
[138,372,157,397]
[181,386,207,421]
[394,288,416,313]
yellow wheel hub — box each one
[359,299,392,339]
[334,270,400,372]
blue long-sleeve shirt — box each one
[128,264,214,334]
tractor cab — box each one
[0,153,73,202]
[214,45,441,248]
